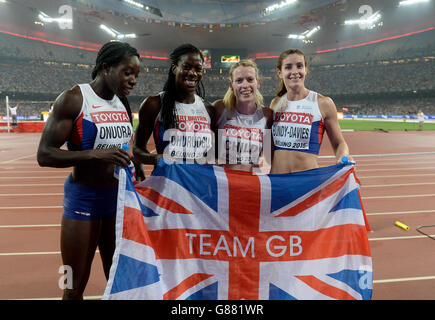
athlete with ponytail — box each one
[270,48,353,173]
[37,41,140,299]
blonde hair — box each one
[222,59,264,112]
[276,48,309,97]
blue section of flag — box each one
[269,163,346,213]
[329,189,362,213]
[269,283,297,300]
[186,282,218,300]
[327,269,373,300]
[110,254,160,294]
[153,159,218,211]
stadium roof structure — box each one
[0,0,433,58]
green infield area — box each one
[338,119,435,131]
[132,119,435,132]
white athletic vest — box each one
[272,90,324,154]
[68,84,133,151]
[217,107,267,164]
[153,93,213,159]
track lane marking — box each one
[0,206,62,209]
[0,224,60,228]
[362,193,435,199]
[363,182,435,188]
[366,209,435,216]
[369,234,435,241]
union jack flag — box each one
[103,161,372,300]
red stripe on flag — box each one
[145,224,371,262]
[277,168,354,217]
[122,206,152,246]
[136,187,193,214]
[226,169,261,300]
[163,273,213,300]
[296,275,357,300]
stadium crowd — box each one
[0,32,434,117]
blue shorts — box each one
[62,174,118,221]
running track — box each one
[1,131,435,300]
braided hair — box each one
[161,44,205,129]
[91,41,139,124]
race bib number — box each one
[219,124,263,164]
[164,115,213,160]
[272,112,313,150]
[91,111,132,149]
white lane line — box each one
[0,170,70,174]
[0,184,63,186]
[362,194,435,199]
[374,276,435,284]
[0,206,62,209]
[0,224,60,228]
[0,250,100,256]
[11,295,102,300]
[319,151,435,159]
[369,234,435,241]
[8,296,103,301]
[359,173,435,179]
[363,182,435,188]
[0,193,63,196]
[357,166,435,172]
[366,209,435,216]
[0,251,60,256]
[0,176,66,179]
[351,161,435,167]
[0,154,36,164]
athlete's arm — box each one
[319,95,353,163]
[133,95,162,166]
[37,86,131,168]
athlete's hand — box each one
[338,155,355,165]
[92,148,132,167]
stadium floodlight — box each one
[262,0,297,16]
[38,11,72,24]
[117,33,137,39]
[344,11,382,25]
[123,0,144,9]
[100,24,118,38]
[100,24,137,40]
[305,26,320,38]
[288,26,320,40]
[123,0,163,17]
[399,0,429,6]
[288,34,305,39]
[38,11,56,23]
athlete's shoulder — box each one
[261,105,273,115]
[317,93,337,118]
[261,106,274,128]
[140,95,161,112]
[211,99,227,120]
[52,85,83,120]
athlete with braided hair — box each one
[37,41,140,299]
[134,43,215,167]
